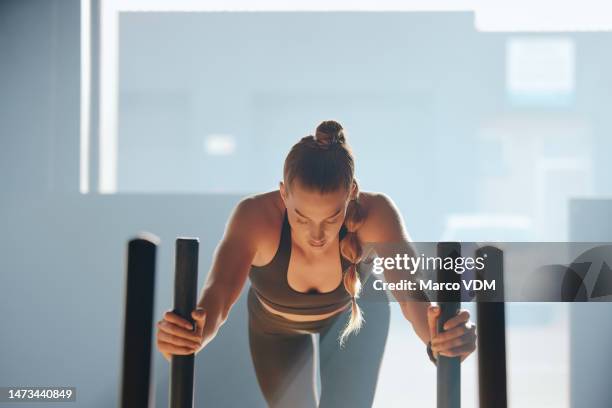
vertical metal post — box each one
[120,234,159,408]
[169,238,199,408]
[436,242,462,408]
[475,246,507,408]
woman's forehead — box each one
[289,183,348,202]
[288,183,349,217]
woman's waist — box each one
[249,287,350,323]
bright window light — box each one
[85,0,609,193]
[506,37,575,106]
[79,0,90,193]
[204,134,237,156]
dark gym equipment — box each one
[120,234,159,408]
[475,245,508,408]
[436,242,462,408]
[119,235,509,407]
[169,238,200,408]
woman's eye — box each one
[296,218,308,225]
[326,218,340,224]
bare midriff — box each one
[256,293,351,322]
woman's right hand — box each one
[156,308,208,362]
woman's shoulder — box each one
[356,191,407,242]
[357,191,394,215]
[232,190,285,266]
[231,190,285,253]
[239,189,283,217]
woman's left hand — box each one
[427,305,477,363]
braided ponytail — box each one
[338,187,367,348]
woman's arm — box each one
[360,193,477,363]
[157,197,264,360]
[194,197,263,346]
[359,193,432,344]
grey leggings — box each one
[247,282,391,408]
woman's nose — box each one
[310,225,325,241]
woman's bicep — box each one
[205,198,261,289]
[198,199,263,317]
[207,234,256,289]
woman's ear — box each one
[349,180,358,201]
[279,181,287,202]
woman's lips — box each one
[309,240,326,247]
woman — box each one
[156,120,477,407]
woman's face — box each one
[280,179,354,251]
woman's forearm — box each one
[195,226,255,325]
[400,300,432,344]
[191,284,232,350]
[197,282,233,325]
